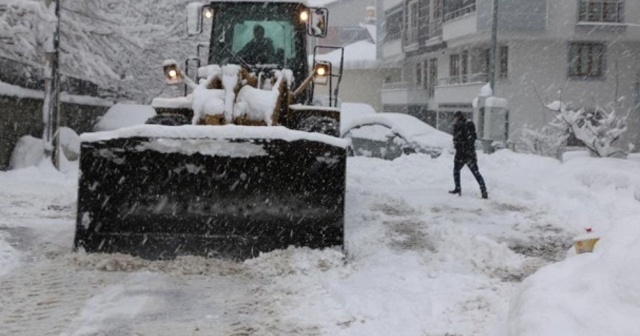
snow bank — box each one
[9,136,44,170]
[509,214,640,336]
[507,157,640,336]
[59,127,80,161]
[93,104,157,132]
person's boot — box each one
[481,189,488,199]
[449,188,461,196]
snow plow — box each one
[74,1,347,260]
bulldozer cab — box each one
[206,2,311,96]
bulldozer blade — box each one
[74,126,346,260]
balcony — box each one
[442,6,478,41]
[434,73,487,104]
[381,81,430,106]
[438,73,487,86]
[444,3,476,22]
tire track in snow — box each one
[0,255,121,336]
[0,250,301,336]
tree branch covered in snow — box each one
[1,0,206,102]
[517,123,569,158]
[517,101,629,158]
[548,101,628,158]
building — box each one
[378,0,640,147]
[310,0,402,112]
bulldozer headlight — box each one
[163,61,183,85]
[300,10,309,22]
[203,8,214,19]
[313,62,331,85]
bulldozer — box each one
[73,1,347,260]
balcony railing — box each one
[437,73,487,86]
[382,81,410,90]
[444,3,477,22]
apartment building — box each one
[378,0,640,147]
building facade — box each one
[310,0,402,112]
[378,0,640,147]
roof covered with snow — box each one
[312,40,378,70]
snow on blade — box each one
[80,124,349,148]
[136,138,268,157]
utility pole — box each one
[488,0,499,95]
[42,0,61,169]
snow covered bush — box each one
[549,102,628,158]
[517,123,569,158]
[517,101,628,158]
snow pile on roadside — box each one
[9,136,44,170]
[93,104,156,132]
[507,157,640,336]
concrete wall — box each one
[547,0,640,41]
[0,95,109,170]
[476,0,547,32]
[316,68,398,112]
[497,39,640,147]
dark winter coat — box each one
[453,118,478,161]
[238,38,276,64]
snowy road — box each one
[0,151,604,336]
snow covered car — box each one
[341,113,452,160]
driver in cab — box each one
[238,24,276,65]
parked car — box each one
[341,113,452,160]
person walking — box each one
[449,111,488,199]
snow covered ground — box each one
[1,149,639,335]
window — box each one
[385,8,403,42]
[499,46,508,78]
[432,0,444,35]
[406,0,420,45]
[428,58,438,96]
[483,48,490,75]
[461,50,468,83]
[579,0,624,23]
[415,62,423,87]
[422,59,429,90]
[568,42,605,79]
[444,0,476,22]
[450,54,460,83]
